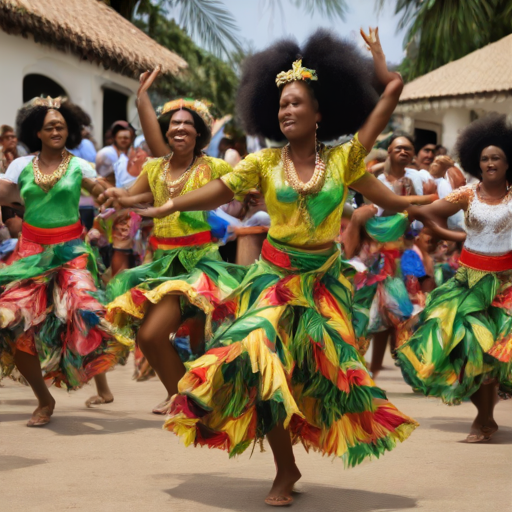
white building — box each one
[0,0,186,143]
[396,34,512,153]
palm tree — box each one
[105,0,347,59]
[385,0,512,80]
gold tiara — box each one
[157,98,213,131]
[30,96,63,109]
[275,59,318,88]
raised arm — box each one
[133,179,234,219]
[358,28,404,152]
[136,67,169,158]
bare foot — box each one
[152,397,172,415]
[265,465,302,507]
[27,399,56,427]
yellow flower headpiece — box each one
[158,98,213,132]
[29,96,63,109]
[275,59,318,88]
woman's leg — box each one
[468,380,499,442]
[14,349,55,426]
[87,249,131,406]
[265,423,301,505]
[136,294,186,411]
[369,329,390,378]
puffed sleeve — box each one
[2,156,34,183]
[444,184,474,211]
[210,157,233,180]
[79,158,97,179]
[329,133,369,186]
[220,151,261,196]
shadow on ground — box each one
[0,412,162,436]
[163,473,417,512]
[0,455,47,472]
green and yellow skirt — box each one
[152,236,417,466]
[396,249,512,404]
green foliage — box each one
[133,13,239,116]
[387,0,512,81]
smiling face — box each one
[278,81,321,142]
[166,109,198,155]
[388,137,414,167]
[37,109,68,151]
[480,145,508,185]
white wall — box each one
[0,30,139,144]
[398,96,512,155]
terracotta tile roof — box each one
[400,33,512,103]
[0,0,187,78]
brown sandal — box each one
[85,395,114,408]
[152,398,172,415]
[466,426,498,443]
[27,406,53,427]
[264,496,294,507]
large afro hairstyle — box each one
[236,29,383,142]
[455,113,512,181]
[16,99,91,152]
[158,108,211,156]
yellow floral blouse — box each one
[221,135,368,246]
[140,155,232,238]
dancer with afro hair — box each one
[133,28,419,506]
[398,113,512,443]
[0,97,131,427]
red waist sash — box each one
[149,231,212,250]
[22,221,83,245]
[459,248,512,272]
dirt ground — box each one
[1,351,511,512]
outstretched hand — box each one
[360,27,382,55]
[137,67,161,100]
[132,198,174,219]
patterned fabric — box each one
[0,237,130,388]
[352,241,414,340]
[221,135,368,247]
[138,155,232,238]
[106,156,230,357]
[157,237,417,465]
[396,265,512,403]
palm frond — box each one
[170,0,243,59]
[289,0,347,20]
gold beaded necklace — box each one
[161,152,197,198]
[33,150,73,193]
[282,143,326,195]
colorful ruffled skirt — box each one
[105,234,223,366]
[157,236,417,466]
[396,257,512,404]
[353,247,413,340]
[0,222,130,389]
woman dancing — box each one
[102,74,232,413]
[397,114,512,443]
[0,97,130,426]
[133,28,418,506]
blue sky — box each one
[220,0,408,64]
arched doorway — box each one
[23,74,67,103]
[102,88,128,144]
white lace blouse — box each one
[445,183,512,256]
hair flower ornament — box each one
[275,59,318,88]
